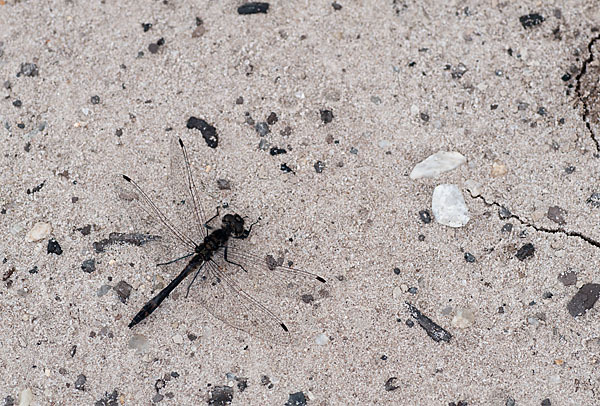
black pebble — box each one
[561,73,571,81]
[501,223,512,233]
[266,112,278,124]
[148,43,159,54]
[420,112,429,122]
[498,206,511,219]
[285,392,306,406]
[405,302,452,343]
[74,374,86,391]
[314,161,325,173]
[320,109,334,124]
[186,116,218,148]
[81,259,96,273]
[12,99,22,107]
[519,13,545,28]
[18,62,39,77]
[515,243,534,261]
[567,283,600,317]
[29,266,38,274]
[419,210,431,224]
[384,377,400,392]
[393,267,400,275]
[332,2,342,10]
[541,399,551,406]
[141,22,152,32]
[235,96,244,104]
[47,239,63,255]
[115,128,123,137]
[280,163,293,173]
[80,224,92,235]
[237,2,269,14]
[405,319,414,327]
[269,147,286,155]
[464,252,476,263]
[90,95,100,104]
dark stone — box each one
[537,106,547,116]
[564,166,575,174]
[235,96,244,104]
[515,243,534,261]
[405,319,414,327]
[561,73,571,81]
[47,239,63,255]
[4,396,15,406]
[332,2,342,10]
[419,210,431,224]
[541,399,551,406]
[216,179,231,190]
[269,147,287,155]
[90,95,100,104]
[186,117,218,148]
[236,377,248,392]
[405,302,452,343]
[501,223,513,233]
[208,386,233,405]
[115,128,123,137]
[558,270,577,286]
[498,206,511,219]
[320,109,334,123]
[12,99,22,107]
[142,23,152,32]
[113,280,132,303]
[408,287,417,294]
[255,122,270,136]
[393,267,401,275]
[464,252,476,263]
[18,62,39,77]
[285,392,306,406]
[74,374,86,391]
[80,224,92,235]
[301,294,314,304]
[451,63,468,79]
[148,43,160,54]
[519,13,545,28]
[314,161,325,173]
[81,259,96,273]
[237,2,269,14]
[420,112,430,122]
[506,398,515,406]
[384,377,400,391]
[586,193,600,208]
[152,393,164,403]
[266,112,278,125]
[567,283,600,317]
[547,206,566,225]
[94,390,119,406]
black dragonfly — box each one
[117,137,326,343]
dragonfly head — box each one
[222,213,246,237]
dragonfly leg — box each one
[204,206,220,231]
[185,264,205,298]
[156,252,194,267]
[223,245,249,273]
[235,216,261,239]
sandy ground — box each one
[1,1,600,405]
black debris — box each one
[558,270,577,286]
[12,99,22,107]
[506,397,516,406]
[586,193,600,208]
[332,2,342,10]
[405,319,414,327]
[561,73,571,81]
[541,399,551,406]
[567,283,600,317]
[501,223,513,233]
[142,23,152,32]
[405,302,452,343]
[520,13,544,28]
[115,128,123,137]
[90,95,100,104]
[419,210,431,224]
[70,345,77,357]
[314,161,325,173]
[237,2,269,14]
[94,390,119,406]
[81,259,96,273]
[464,252,476,263]
[18,62,39,77]
[74,374,87,391]
[28,266,38,274]
[320,109,334,124]
[491,104,498,110]
[564,166,575,174]
[420,112,430,122]
[216,179,231,190]
[186,117,218,148]
[547,206,566,225]
[265,254,278,270]
[2,267,15,282]
[301,294,314,304]
[537,106,547,116]
[266,112,278,125]
[280,163,294,173]
[93,232,161,253]
[407,287,417,294]
[543,291,553,299]
[384,377,400,391]
[47,239,63,255]
[451,63,468,79]
[285,392,306,406]
[155,378,166,392]
[235,96,244,105]
[255,122,270,136]
[4,396,15,406]
[113,280,132,303]
[26,180,45,195]
[393,267,401,275]
[260,375,271,386]
[498,206,511,219]
[269,147,286,155]
[515,243,534,261]
[208,386,233,406]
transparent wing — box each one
[115,173,197,252]
[169,137,209,243]
[187,245,327,343]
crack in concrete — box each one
[467,191,600,249]
[574,33,600,152]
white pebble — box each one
[128,334,149,352]
[431,184,470,227]
[315,333,330,345]
[172,333,184,344]
[409,151,466,179]
[25,222,52,242]
[451,308,474,328]
[19,388,33,406]
[392,286,402,299]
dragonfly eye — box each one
[222,213,246,236]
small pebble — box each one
[113,280,132,303]
[81,259,95,273]
[515,243,534,261]
[431,184,470,228]
[74,374,86,391]
[520,13,545,28]
[255,122,270,136]
[315,333,329,345]
[141,23,152,32]
[186,117,218,148]
[567,283,600,317]
[90,95,100,104]
[285,392,306,406]
[128,334,149,352]
[314,161,325,173]
[13,99,22,107]
[419,210,431,224]
[235,96,244,105]
[409,151,466,179]
[498,206,512,219]
[491,160,508,177]
[541,398,551,406]
[47,239,63,255]
[384,377,400,392]
[258,139,270,150]
[332,2,342,11]
[18,388,33,406]
[19,63,39,77]
[97,285,111,297]
[217,179,231,190]
[547,206,566,225]
[266,112,278,125]
[451,308,474,328]
[152,394,164,403]
[238,2,269,14]
[320,109,334,124]
[557,270,577,286]
[26,222,52,242]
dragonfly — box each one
[117,137,326,343]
